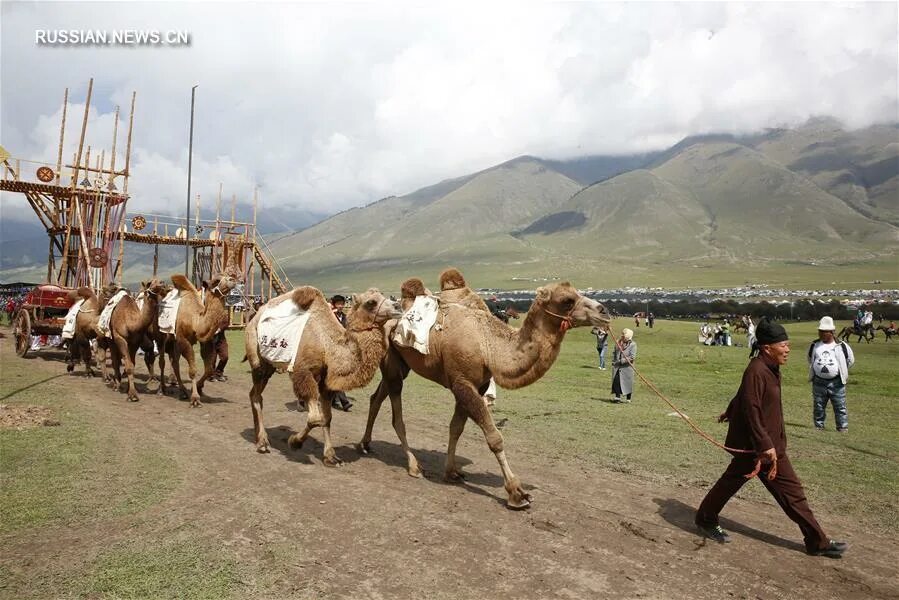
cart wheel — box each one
[14,310,31,358]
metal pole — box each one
[185,85,197,278]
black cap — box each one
[755,317,788,345]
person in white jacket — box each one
[807,316,855,432]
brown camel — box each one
[245,286,400,466]
[102,278,166,401]
[66,283,118,377]
[361,272,611,509]
[161,273,240,407]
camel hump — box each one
[171,274,199,295]
[71,286,95,301]
[401,277,428,299]
[439,267,466,291]
[291,286,322,310]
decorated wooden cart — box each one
[12,284,75,357]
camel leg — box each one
[390,392,421,478]
[319,395,342,467]
[359,376,390,454]
[444,402,468,482]
[142,338,156,383]
[156,341,168,395]
[287,370,321,450]
[250,363,275,453]
[82,339,95,377]
[97,340,110,383]
[195,340,216,397]
[182,341,202,407]
[452,380,531,510]
[109,340,123,391]
[115,335,140,402]
[169,339,191,401]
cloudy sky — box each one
[1,1,897,220]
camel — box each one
[360,270,611,509]
[359,268,494,476]
[838,324,874,344]
[101,279,166,401]
[66,283,118,377]
[159,272,240,406]
[245,286,401,466]
[874,325,896,341]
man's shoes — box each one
[808,540,848,558]
[814,426,825,431]
[611,396,621,403]
[837,428,848,433]
[697,524,731,544]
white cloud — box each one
[1,1,896,219]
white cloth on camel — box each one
[257,298,311,373]
[96,290,129,338]
[392,295,439,354]
[62,299,85,340]
[158,288,183,335]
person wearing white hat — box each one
[807,316,854,432]
[611,328,637,403]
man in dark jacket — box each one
[694,318,847,558]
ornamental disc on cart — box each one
[131,215,147,230]
[36,166,55,182]
[88,247,108,267]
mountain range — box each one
[2,117,897,292]
[268,117,899,292]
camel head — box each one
[534,282,611,332]
[205,271,241,298]
[140,278,166,298]
[350,288,402,328]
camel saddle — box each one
[257,298,311,373]
[393,295,440,355]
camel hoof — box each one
[256,443,270,454]
[356,442,373,455]
[287,433,304,449]
[190,399,202,408]
[128,396,139,402]
[323,455,343,467]
[408,466,423,479]
[506,489,532,510]
[66,364,74,373]
[444,469,466,483]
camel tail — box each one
[439,267,466,291]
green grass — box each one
[76,537,238,600]
[0,351,179,534]
[352,318,899,530]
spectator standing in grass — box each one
[591,326,609,370]
[694,318,847,558]
[610,328,636,403]
[807,316,854,432]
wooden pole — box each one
[253,187,258,244]
[108,105,120,189]
[70,78,93,192]
[56,88,68,186]
[123,91,136,194]
[153,244,159,276]
[73,197,94,289]
[231,193,236,223]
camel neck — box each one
[325,325,387,392]
[487,304,564,390]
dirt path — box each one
[2,337,897,599]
